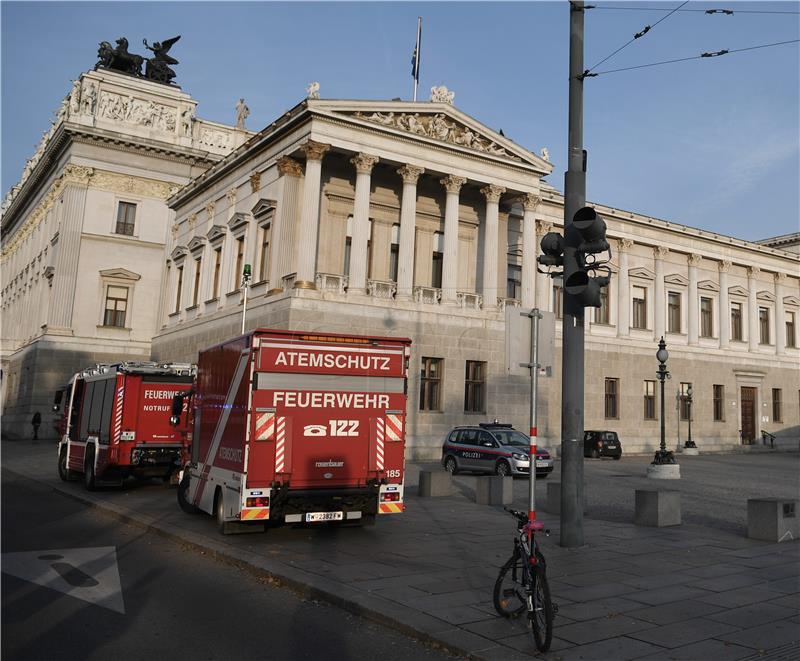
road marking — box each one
[2,546,125,614]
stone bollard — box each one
[635,489,681,527]
[543,482,588,514]
[747,498,799,542]
[418,470,453,497]
[475,476,512,506]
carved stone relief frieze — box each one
[97,91,176,132]
[198,128,231,150]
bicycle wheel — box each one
[493,548,527,618]
[528,562,554,652]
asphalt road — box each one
[414,451,800,537]
[1,470,458,661]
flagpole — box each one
[413,16,422,102]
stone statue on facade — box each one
[306,82,320,99]
[235,98,250,129]
[81,82,97,115]
[142,36,181,84]
[540,147,550,162]
[430,85,455,104]
[180,107,195,136]
[69,80,82,115]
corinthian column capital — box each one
[619,238,634,252]
[521,193,542,212]
[536,220,553,235]
[351,152,379,174]
[62,164,94,186]
[277,156,304,177]
[687,253,702,267]
[300,140,331,161]
[440,175,466,194]
[654,246,669,260]
[480,184,506,203]
[774,272,787,284]
[397,164,424,184]
[718,260,732,273]
[747,266,760,279]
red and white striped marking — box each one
[255,411,275,441]
[385,413,403,441]
[376,418,385,471]
[112,387,124,444]
[275,416,286,473]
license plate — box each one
[306,511,343,522]
[536,460,550,468]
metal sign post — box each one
[521,308,542,529]
[240,264,252,335]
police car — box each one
[441,422,554,478]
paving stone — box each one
[619,573,695,590]
[462,615,531,639]
[697,585,788,608]
[626,599,726,625]
[498,632,574,655]
[717,618,800,651]
[764,576,800,594]
[626,584,716,606]
[556,596,645,622]
[628,616,737,649]
[684,563,752,579]
[705,601,795,629]
[424,605,497,626]
[555,614,656,646]
[559,570,641,588]
[557,635,665,660]
[767,593,800,610]
[689,572,768,593]
[636,638,753,660]
[551,582,639,603]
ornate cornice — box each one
[277,156,303,177]
[521,193,541,212]
[397,164,424,184]
[481,184,506,203]
[300,140,331,161]
[351,153,379,174]
[440,175,466,194]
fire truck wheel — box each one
[177,473,199,514]
[58,448,76,482]
[84,448,97,491]
[214,489,228,534]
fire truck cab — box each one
[174,329,411,534]
[56,362,195,489]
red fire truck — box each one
[173,329,411,534]
[56,362,195,489]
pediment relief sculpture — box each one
[352,111,518,161]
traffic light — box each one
[537,232,564,268]
[564,206,611,308]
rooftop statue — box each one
[143,36,181,84]
[95,35,181,85]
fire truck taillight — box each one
[246,496,270,508]
[381,492,401,502]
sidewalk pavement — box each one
[2,440,798,661]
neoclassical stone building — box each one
[151,92,800,458]
[1,68,249,437]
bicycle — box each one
[493,507,556,652]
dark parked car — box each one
[583,430,622,459]
[441,422,554,477]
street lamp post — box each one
[653,337,676,465]
[685,384,696,448]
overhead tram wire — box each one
[580,0,690,80]
[583,38,800,77]
[586,6,800,15]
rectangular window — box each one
[464,361,486,413]
[772,388,782,422]
[731,302,743,341]
[604,378,619,419]
[632,286,647,329]
[553,280,563,320]
[431,232,443,289]
[115,201,136,236]
[596,287,610,324]
[212,247,222,299]
[419,357,442,411]
[713,384,724,422]
[680,382,692,421]
[258,224,270,282]
[759,307,770,344]
[643,380,656,420]
[786,312,796,348]
[234,236,245,290]
[192,256,202,307]
[668,292,681,333]
[389,224,400,282]
[174,266,183,313]
[507,264,521,300]
[700,297,713,338]
[103,285,128,327]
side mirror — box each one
[169,415,180,426]
[170,394,184,426]
[483,441,495,448]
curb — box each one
[6,466,499,660]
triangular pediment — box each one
[228,212,249,232]
[99,268,141,281]
[784,295,800,307]
[170,246,188,261]
[187,236,207,252]
[251,198,276,218]
[729,285,748,297]
[757,290,776,302]
[309,100,552,174]
[207,224,227,243]
[629,267,655,280]
[664,274,689,286]
[698,280,719,292]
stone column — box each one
[718,261,731,348]
[520,193,540,309]
[480,184,506,307]
[270,156,304,293]
[775,272,786,355]
[48,165,93,330]
[654,246,668,340]
[348,153,379,293]
[396,165,424,300]
[688,253,701,345]
[294,140,330,289]
[747,266,760,352]
[535,220,553,312]
[440,175,466,304]
[617,239,633,338]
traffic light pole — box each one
[560,0,586,548]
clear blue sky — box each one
[2,1,798,241]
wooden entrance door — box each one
[740,387,757,444]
